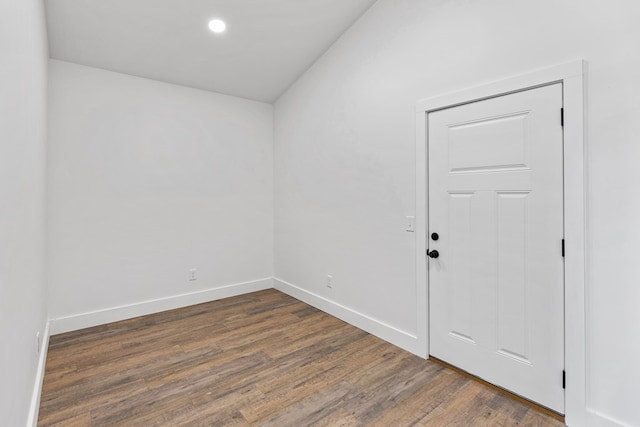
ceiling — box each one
[44,0,377,103]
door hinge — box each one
[561,108,564,127]
[562,239,565,257]
[562,370,566,389]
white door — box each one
[428,83,565,413]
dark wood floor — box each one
[38,289,565,426]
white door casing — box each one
[428,83,564,412]
[415,61,586,425]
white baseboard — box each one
[580,409,628,427]
[49,278,273,335]
[26,320,50,427]
[273,278,420,355]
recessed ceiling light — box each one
[208,19,226,34]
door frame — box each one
[414,60,585,425]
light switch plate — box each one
[405,216,415,232]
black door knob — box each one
[431,232,439,241]
[427,250,439,259]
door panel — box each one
[428,84,564,412]
[448,111,529,173]
[496,191,529,362]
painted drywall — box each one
[274,0,640,425]
[0,0,49,424]
[47,60,273,321]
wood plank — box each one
[430,356,565,422]
[38,289,565,426]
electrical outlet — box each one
[36,332,41,354]
[327,275,333,289]
[189,268,197,282]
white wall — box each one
[274,0,640,425]
[48,60,273,323]
[0,0,49,424]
